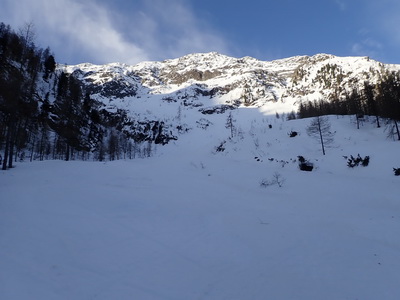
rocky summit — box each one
[63,52,400,113]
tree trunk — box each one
[395,120,400,141]
[2,127,11,170]
[52,135,57,160]
[317,117,326,155]
[3,119,16,169]
[8,130,15,168]
[65,144,70,161]
[30,136,35,162]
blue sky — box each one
[1,0,400,65]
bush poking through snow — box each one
[298,156,314,171]
[393,168,400,176]
[347,154,370,168]
[288,131,298,137]
[361,156,370,167]
[196,118,213,129]
[215,141,226,152]
[260,172,285,188]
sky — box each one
[1,0,400,65]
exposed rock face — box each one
[64,52,399,109]
[57,52,400,150]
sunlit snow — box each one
[1,112,399,300]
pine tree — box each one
[225,112,236,138]
[347,88,363,129]
[376,72,400,140]
[364,81,380,128]
[43,52,56,79]
[51,72,90,160]
[0,23,42,169]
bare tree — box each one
[260,172,285,188]
[18,22,36,69]
[19,22,36,45]
[225,112,236,138]
[306,116,334,155]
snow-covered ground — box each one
[1,113,400,300]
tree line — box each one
[0,22,176,170]
[297,74,400,139]
[0,22,55,169]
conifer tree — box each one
[225,112,236,138]
[363,81,380,128]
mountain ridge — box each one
[2,21,399,169]
[63,52,400,112]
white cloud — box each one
[0,0,229,65]
[129,0,229,60]
[379,9,400,45]
[350,1,400,62]
[334,0,347,11]
[0,0,151,64]
[364,1,400,45]
[363,38,383,50]
[351,37,383,58]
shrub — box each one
[260,172,285,188]
[215,141,226,152]
[347,154,370,168]
[298,155,314,171]
[394,168,400,176]
[361,156,370,167]
[287,111,297,120]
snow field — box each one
[1,115,399,300]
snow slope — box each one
[1,113,400,300]
[64,52,400,117]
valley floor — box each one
[1,116,400,299]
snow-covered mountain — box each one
[48,52,399,155]
[64,52,400,114]
[3,50,400,299]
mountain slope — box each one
[2,37,400,166]
[50,52,399,159]
[64,52,400,112]
[1,115,399,300]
